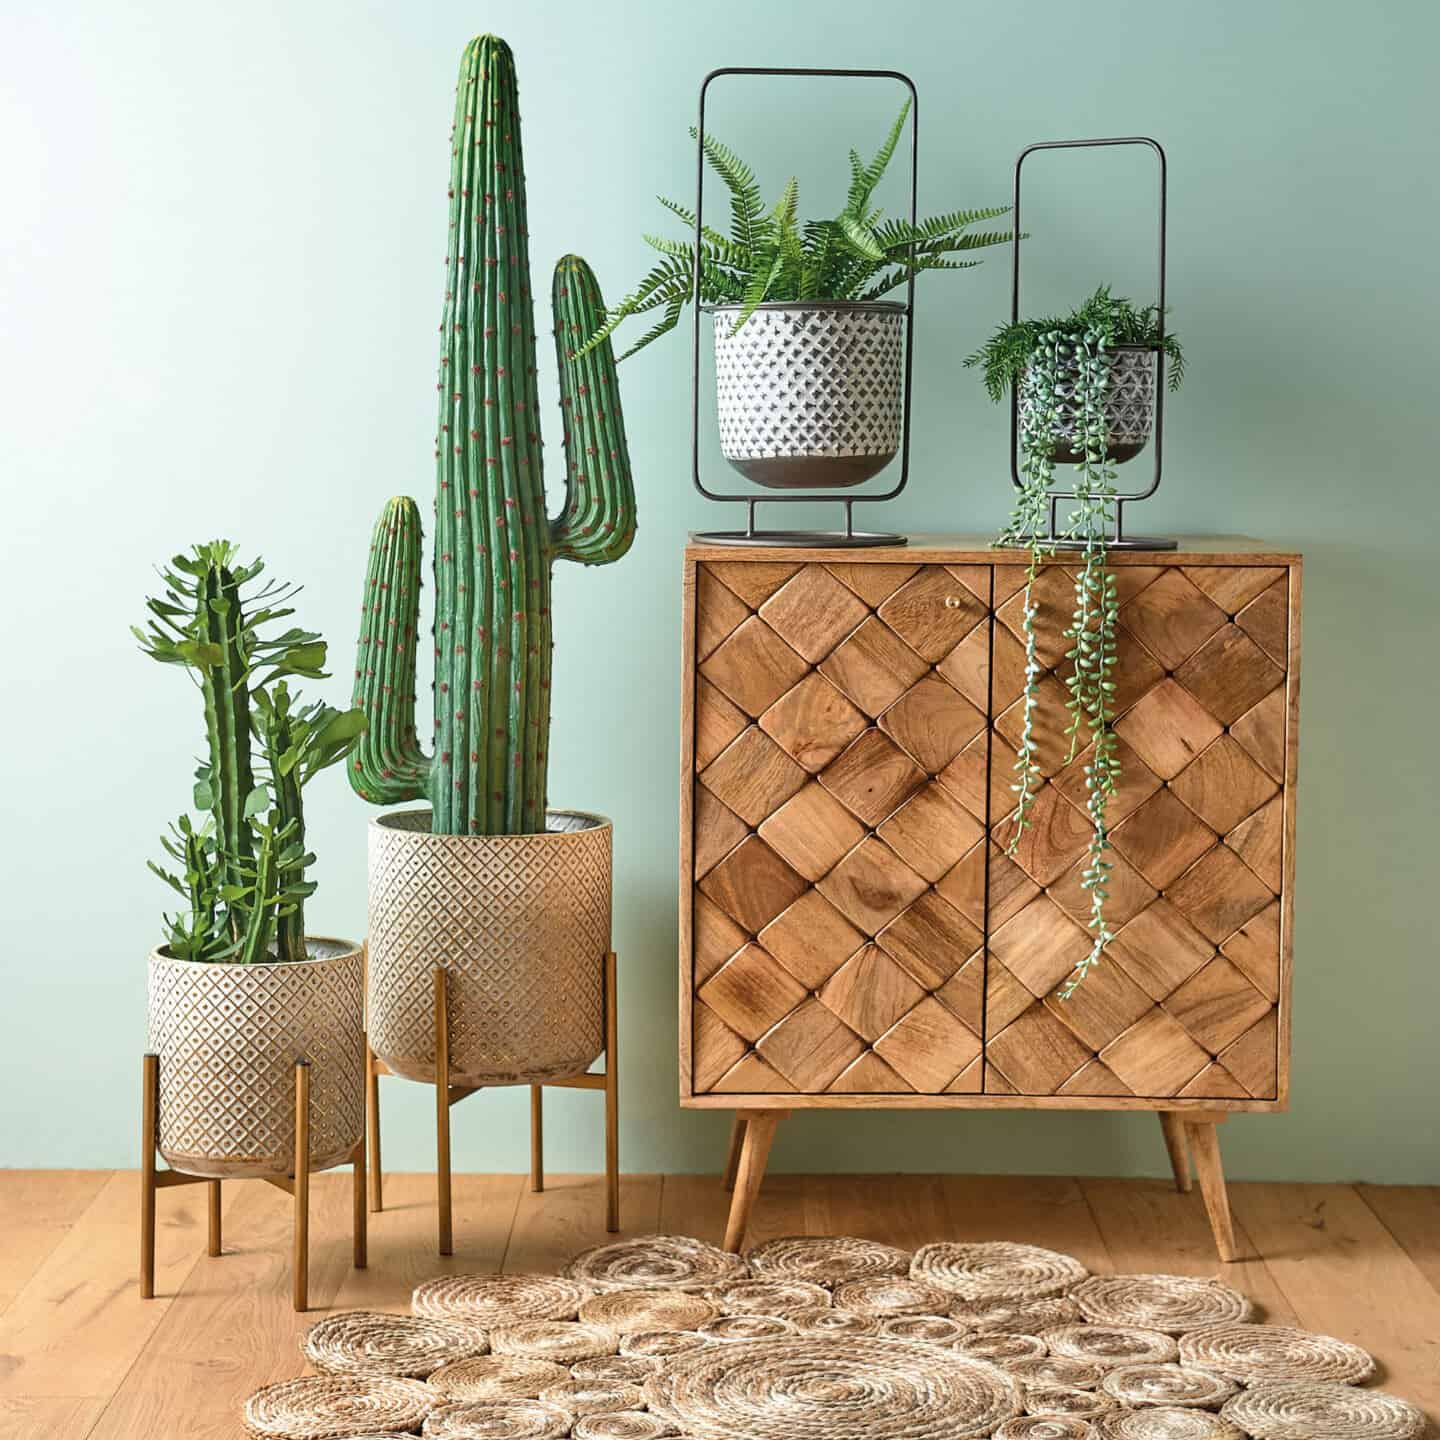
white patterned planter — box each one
[147,939,364,1179]
[712,301,904,488]
[1022,343,1156,464]
[367,809,612,1087]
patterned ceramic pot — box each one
[1022,343,1156,464]
[147,939,364,1179]
[367,809,612,1087]
[712,301,905,488]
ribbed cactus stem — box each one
[262,695,306,964]
[350,34,635,838]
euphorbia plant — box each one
[967,288,1184,994]
[135,542,365,963]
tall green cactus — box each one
[349,35,635,837]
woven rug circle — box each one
[572,1413,678,1440]
[1008,1355,1106,1390]
[1023,1386,1116,1421]
[642,1334,1022,1440]
[952,1332,1049,1367]
[878,1315,969,1347]
[414,1274,590,1326]
[566,1236,749,1293]
[619,1330,709,1359]
[243,1375,438,1440]
[993,1417,1096,1440]
[490,1320,618,1363]
[1220,1379,1426,1440]
[1176,1322,1376,1385]
[746,1236,912,1286]
[832,1276,956,1317]
[1043,1325,1179,1367]
[580,1289,717,1334]
[428,1356,568,1402]
[302,1310,486,1379]
[571,1355,660,1384]
[1071,1276,1252,1335]
[538,1378,645,1416]
[707,1278,831,1315]
[911,1243,1088,1301]
[788,1306,882,1338]
[421,1397,572,1438]
[696,1314,797,1343]
[1100,1364,1238,1410]
[950,1295,1083,1335]
[1093,1409,1245,1440]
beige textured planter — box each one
[146,939,364,1179]
[367,809,612,1087]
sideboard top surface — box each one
[686,535,1302,565]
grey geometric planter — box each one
[712,301,905,489]
[1023,342,1156,465]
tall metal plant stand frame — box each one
[366,952,620,1256]
[139,1053,367,1312]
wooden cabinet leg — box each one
[433,968,453,1257]
[603,951,620,1234]
[207,1180,222,1256]
[722,1113,747,1192]
[140,1053,158,1300]
[722,1110,783,1253]
[365,1038,384,1213]
[1185,1117,1238,1262]
[1159,1112,1193,1193]
[293,1059,311,1312]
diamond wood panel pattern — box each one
[682,549,1299,1111]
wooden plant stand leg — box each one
[1159,1112,1193,1193]
[433,967,454,1257]
[140,1053,158,1299]
[207,1180,222,1256]
[722,1109,785,1253]
[351,1131,367,1271]
[293,1058,311,1311]
[366,1038,384,1213]
[721,1113,747,1193]
[603,950,619,1234]
[1184,1113,1238,1262]
[530,1086,544,1194]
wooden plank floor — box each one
[0,1173,1435,1438]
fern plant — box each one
[968,289,1184,996]
[579,100,1011,359]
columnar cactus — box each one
[349,34,635,836]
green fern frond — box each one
[732,250,784,333]
[618,293,687,360]
[839,213,884,262]
[690,126,769,255]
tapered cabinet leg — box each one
[433,968,453,1257]
[293,1059,312,1311]
[530,1087,544,1194]
[722,1113,747,1193]
[1185,1118,1238,1262]
[723,1110,783,1253]
[140,1053,158,1299]
[207,1180,222,1256]
[365,1038,384,1213]
[603,950,619,1233]
[1159,1112,1193,1193]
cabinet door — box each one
[689,560,995,1097]
[984,563,1292,1103]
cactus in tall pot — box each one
[350,34,636,837]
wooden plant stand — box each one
[140,1053,366,1311]
[366,952,620,1255]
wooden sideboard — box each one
[679,536,1301,1258]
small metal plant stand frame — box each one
[1009,135,1177,551]
[140,1053,366,1312]
[690,66,919,549]
[365,951,620,1255]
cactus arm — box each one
[257,685,306,963]
[550,255,637,567]
[350,497,430,805]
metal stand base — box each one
[694,529,908,550]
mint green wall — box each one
[3,0,1436,1182]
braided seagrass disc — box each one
[490,1320,617,1363]
[618,1330,709,1359]
[1043,1325,1179,1367]
[566,1236,748,1293]
[1023,1386,1116,1421]
[428,1355,568,1402]
[570,1355,659,1384]
[993,1419,1095,1440]
[1221,1379,1426,1440]
[414,1274,589,1326]
[832,1276,956,1317]
[1177,1322,1376,1385]
[746,1236,911,1286]
[951,1332,1049,1367]
[538,1379,644,1416]
[878,1315,969,1347]
[911,1243,1088,1301]
[788,1306,882,1337]
[1093,1411,1245,1440]
[1100,1364,1237,1410]
[706,1279,831,1315]
[1071,1276,1252,1335]
[950,1295,1082,1335]
[579,1289,717,1334]
[302,1311,486,1379]
[422,1398,572,1438]
[243,1376,438,1439]
[572,1413,678,1440]
[696,1314,797,1343]
[1008,1356,1106,1390]
[641,1334,1022,1440]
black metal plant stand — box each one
[690,67,917,548]
[1009,136,1177,551]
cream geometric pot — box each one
[1022,343,1156,465]
[146,939,364,1179]
[712,301,905,489]
[367,809,612,1088]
